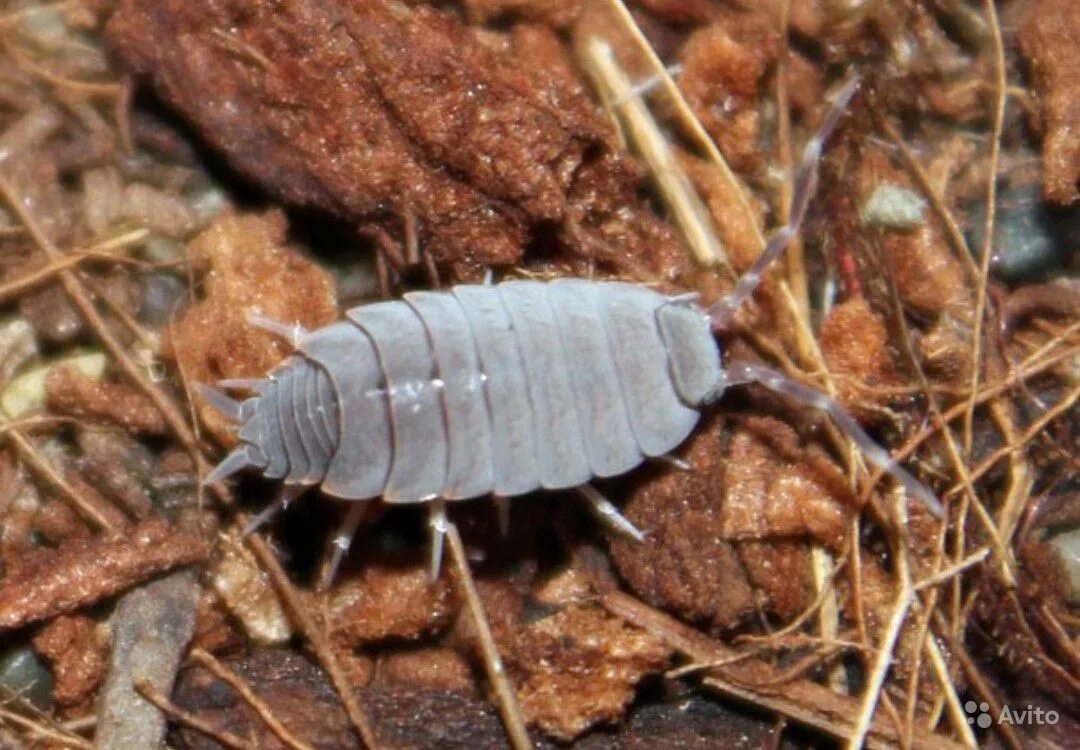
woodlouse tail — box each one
[203,445,260,486]
[193,382,243,422]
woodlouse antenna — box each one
[217,378,267,392]
[723,361,944,518]
[321,502,371,590]
[246,308,308,347]
[708,75,860,331]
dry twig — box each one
[244,529,380,750]
[189,648,316,750]
[444,519,533,750]
[134,681,257,750]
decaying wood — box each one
[0,519,210,632]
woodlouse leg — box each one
[421,247,441,290]
[428,499,449,581]
[649,454,693,471]
[362,223,407,298]
[321,502,371,590]
[375,248,393,299]
[245,308,308,348]
[492,496,511,538]
[723,361,944,518]
[577,484,645,542]
[708,76,860,331]
[241,483,306,537]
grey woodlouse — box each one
[200,78,943,577]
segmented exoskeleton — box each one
[201,78,943,577]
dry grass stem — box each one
[914,547,990,591]
[848,497,914,749]
[603,590,966,749]
[0,175,207,467]
[602,0,766,256]
[961,0,1009,456]
[0,229,150,304]
[5,427,117,532]
[134,681,257,750]
[947,383,1080,499]
[0,706,93,749]
[445,519,534,750]
[244,530,379,750]
[581,37,724,269]
[775,0,811,332]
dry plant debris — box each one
[172,648,357,750]
[678,23,776,174]
[318,559,459,646]
[818,296,903,421]
[45,364,168,435]
[169,210,338,442]
[30,614,107,715]
[106,0,684,280]
[610,413,853,629]
[0,0,1076,748]
[1018,0,1080,204]
[209,536,292,646]
[509,604,671,740]
[0,519,210,632]
[95,570,201,750]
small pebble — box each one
[967,182,1080,283]
[1048,527,1080,604]
[861,184,927,230]
[1,350,106,419]
[0,647,53,710]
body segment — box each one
[215,279,720,502]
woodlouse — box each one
[200,78,943,577]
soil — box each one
[0,0,1076,748]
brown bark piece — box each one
[679,23,776,174]
[107,0,681,278]
[319,560,458,647]
[819,296,901,422]
[45,365,168,435]
[172,648,781,748]
[610,415,758,629]
[720,416,853,548]
[173,648,358,750]
[613,413,852,629]
[374,647,476,694]
[510,604,670,741]
[1019,0,1080,204]
[31,614,107,714]
[0,519,211,632]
